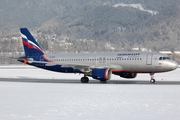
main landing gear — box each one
[150,73,155,83]
[81,76,89,83]
[80,74,157,83]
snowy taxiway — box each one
[0,65,180,120]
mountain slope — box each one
[0,0,180,51]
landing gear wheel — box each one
[81,77,89,83]
[150,73,155,83]
[150,79,155,83]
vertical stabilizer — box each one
[20,28,44,57]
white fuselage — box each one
[45,52,178,73]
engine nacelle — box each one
[117,72,137,79]
[91,68,112,81]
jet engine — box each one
[90,68,112,81]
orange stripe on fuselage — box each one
[43,55,53,62]
[112,70,146,73]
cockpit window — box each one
[159,57,163,60]
[159,57,171,60]
[166,57,171,60]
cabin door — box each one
[146,54,152,65]
[98,57,106,64]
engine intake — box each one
[91,68,112,81]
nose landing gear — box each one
[150,73,155,83]
[150,79,155,83]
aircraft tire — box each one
[150,79,155,83]
[81,77,89,83]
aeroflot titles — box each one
[117,53,140,56]
[117,53,140,57]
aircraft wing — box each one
[61,64,93,72]
[48,62,123,72]
[22,60,93,72]
[58,63,123,72]
[24,60,123,72]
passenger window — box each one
[163,57,166,60]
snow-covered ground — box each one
[0,66,180,120]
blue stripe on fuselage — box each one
[28,63,82,73]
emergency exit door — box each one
[146,54,152,65]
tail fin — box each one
[20,28,44,57]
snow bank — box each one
[113,3,159,15]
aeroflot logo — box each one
[117,53,140,56]
[21,33,44,54]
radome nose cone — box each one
[171,61,178,70]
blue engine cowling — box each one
[91,68,112,81]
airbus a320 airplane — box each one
[18,28,178,83]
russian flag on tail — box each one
[20,28,44,57]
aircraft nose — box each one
[170,61,178,70]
